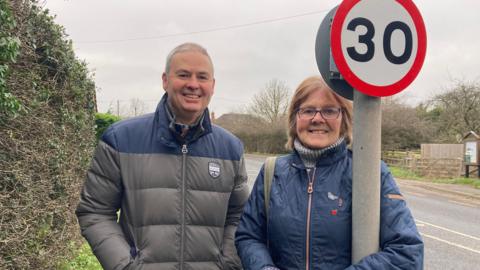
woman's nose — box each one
[311,111,326,123]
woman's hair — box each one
[285,75,353,150]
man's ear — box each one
[162,72,168,90]
[212,77,216,93]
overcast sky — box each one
[43,0,480,116]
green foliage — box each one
[0,0,22,117]
[60,243,101,270]
[389,166,422,180]
[0,87,21,116]
[0,37,20,62]
[416,103,442,122]
[0,1,97,269]
[390,166,480,189]
[95,112,121,140]
[427,177,480,189]
[454,178,480,189]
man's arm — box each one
[76,139,135,270]
[221,156,250,270]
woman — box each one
[235,76,423,270]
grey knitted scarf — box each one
[294,137,345,168]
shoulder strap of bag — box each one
[263,156,277,222]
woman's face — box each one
[295,88,342,149]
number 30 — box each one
[346,17,413,65]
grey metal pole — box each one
[352,90,382,263]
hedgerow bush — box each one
[235,130,289,154]
[0,1,97,268]
[95,112,121,140]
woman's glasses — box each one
[297,107,342,120]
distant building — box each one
[214,113,267,134]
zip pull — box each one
[308,182,313,194]
[307,167,316,194]
[181,144,188,154]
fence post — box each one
[412,157,416,173]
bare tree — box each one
[381,98,435,150]
[428,79,480,141]
[128,98,147,117]
[249,79,290,126]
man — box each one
[76,43,249,270]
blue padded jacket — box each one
[235,142,423,270]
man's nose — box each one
[186,76,200,89]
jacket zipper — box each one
[180,144,188,270]
[305,168,316,270]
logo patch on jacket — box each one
[208,162,221,178]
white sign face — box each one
[342,0,416,86]
[331,0,426,97]
[466,141,477,164]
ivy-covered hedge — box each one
[0,0,21,116]
[0,1,97,268]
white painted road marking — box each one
[416,219,480,242]
[416,219,480,255]
[420,233,480,255]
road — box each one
[244,154,480,270]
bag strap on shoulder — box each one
[263,156,277,222]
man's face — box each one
[162,51,215,125]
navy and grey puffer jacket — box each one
[76,94,249,270]
[235,142,423,270]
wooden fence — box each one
[407,158,463,178]
[382,150,419,167]
[421,144,463,159]
[382,150,463,178]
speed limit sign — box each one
[331,0,426,97]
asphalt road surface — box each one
[244,154,480,270]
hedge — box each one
[0,1,97,268]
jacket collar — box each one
[155,94,212,147]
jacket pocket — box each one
[125,258,142,270]
[217,252,226,269]
[125,246,143,270]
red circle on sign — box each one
[331,0,427,97]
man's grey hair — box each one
[164,42,214,74]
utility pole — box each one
[352,92,381,262]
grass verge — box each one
[390,166,480,189]
[60,242,101,270]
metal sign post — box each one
[316,0,427,263]
[351,92,382,262]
